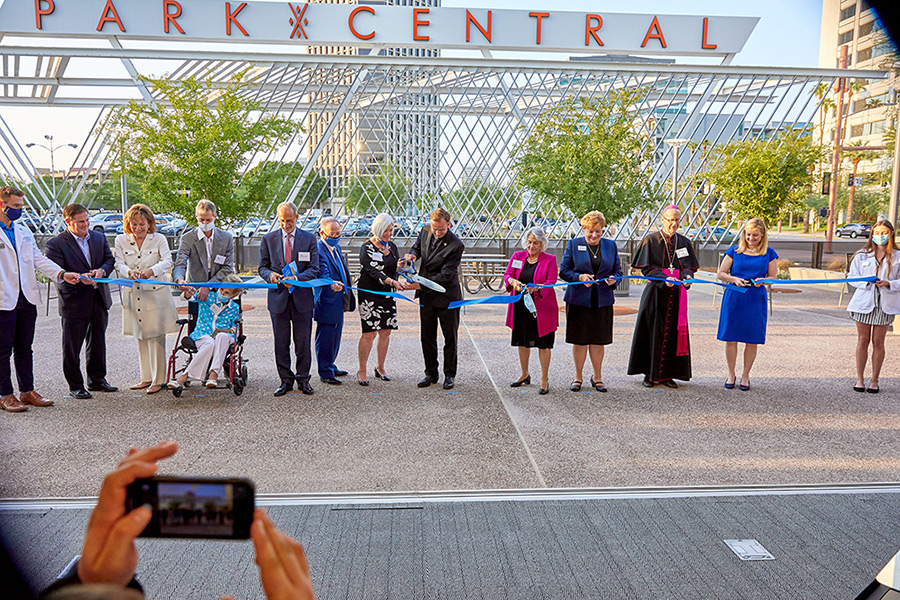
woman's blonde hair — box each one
[123,204,157,234]
[221,274,245,297]
[736,218,768,255]
[580,210,606,230]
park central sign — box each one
[0,0,758,56]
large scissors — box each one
[399,260,446,293]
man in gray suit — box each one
[173,200,234,301]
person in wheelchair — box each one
[168,274,244,391]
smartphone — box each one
[125,476,255,540]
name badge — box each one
[675,247,689,258]
[577,245,587,252]
[298,251,311,262]
[511,259,523,269]
[214,254,227,265]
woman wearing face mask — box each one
[846,220,900,393]
[168,274,244,391]
[356,214,406,385]
[716,218,778,391]
[114,204,178,394]
[558,211,621,393]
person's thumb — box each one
[109,505,152,546]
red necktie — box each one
[285,232,293,265]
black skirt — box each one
[510,298,555,349]
[565,303,613,346]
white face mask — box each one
[197,221,215,233]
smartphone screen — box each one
[126,476,255,539]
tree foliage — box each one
[443,178,515,220]
[241,162,329,214]
[340,163,410,215]
[511,89,661,224]
[706,129,823,224]
[107,71,300,223]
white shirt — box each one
[197,227,214,271]
[71,230,92,266]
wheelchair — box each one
[166,298,249,396]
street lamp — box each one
[664,138,690,207]
[26,134,78,201]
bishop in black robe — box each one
[627,228,700,385]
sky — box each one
[0,0,825,169]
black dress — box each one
[357,240,399,333]
[565,243,614,346]
[510,260,555,349]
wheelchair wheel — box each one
[172,387,183,398]
[233,377,244,396]
[241,365,249,384]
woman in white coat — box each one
[114,204,178,394]
[846,219,900,394]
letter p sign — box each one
[35,0,55,29]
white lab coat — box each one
[0,222,63,310]
[114,233,179,339]
[846,249,900,315]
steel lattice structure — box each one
[0,44,885,247]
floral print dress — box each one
[357,240,399,332]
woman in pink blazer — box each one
[504,227,559,394]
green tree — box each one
[240,162,329,214]
[107,71,300,224]
[340,162,410,215]
[511,89,661,224]
[706,129,823,224]
[837,187,888,223]
[842,141,880,222]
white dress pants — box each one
[137,335,168,386]
[186,334,234,381]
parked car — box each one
[686,227,738,244]
[89,213,122,233]
[158,218,188,237]
[836,223,871,238]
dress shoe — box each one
[443,376,455,390]
[321,377,342,385]
[539,386,549,395]
[641,376,655,388]
[725,379,736,390]
[569,380,582,392]
[70,388,92,399]
[147,384,163,394]
[510,375,531,388]
[300,381,315,395]
[1,394,27,412]
[417,375,439,388]
[273,383,292,397]
[88,380,118,393]
[334,369,349,377]
[130,381,151,390]
[662,379,679,389]
[853,385,866,393]
[374,368,391,382]
[590,377,607,393]
[20,391,53,407]
[867,386,880,394]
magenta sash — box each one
[662,267,689,356]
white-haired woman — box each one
[504,227,559,394]
[356,213,406,386]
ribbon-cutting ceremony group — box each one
[1,185,897,413]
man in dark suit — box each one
[45,203,117,399]
[313,217,355,385]
[404,207,465,390]
[259,202,319,396]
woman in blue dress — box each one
[716,218,778,391]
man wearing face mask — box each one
[313,216,356,385]
[404,207,465,390]
[0,187,81,412]
[173,200,234,302]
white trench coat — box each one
[114,232,179,339]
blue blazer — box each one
[559,237,622,308]
[258,228,319,314]
[313,239,356,324]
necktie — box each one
[333,247,348,291]
[285,231,293,266]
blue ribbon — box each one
[752,276,877,285]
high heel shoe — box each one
[510,375,531,388]
[357,371,369,387]
[374,368,391,382]
[539,386,549,395]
